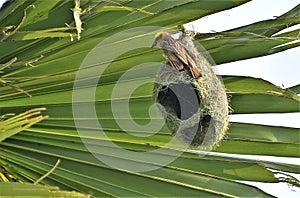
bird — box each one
[152,32,202,79]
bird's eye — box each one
[156,34,163,40]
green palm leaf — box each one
[0,0,299,197]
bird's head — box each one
[151,31,170,48]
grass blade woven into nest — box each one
[153,32,229,150]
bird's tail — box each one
[190,65,202,79]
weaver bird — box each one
[152,32,202,79]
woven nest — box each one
[153,33,229,150]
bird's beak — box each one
[151,40,158,48]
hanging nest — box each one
[153,33,229,150]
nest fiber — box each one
[153,33,229,150]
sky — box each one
[0,0,299,197]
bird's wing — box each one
[163,49,184,70]
[162,38,188,69]
[174,42,198,71]
[162,38,202,78]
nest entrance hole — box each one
[157,82,200,120]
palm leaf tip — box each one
[0,108,48,142]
